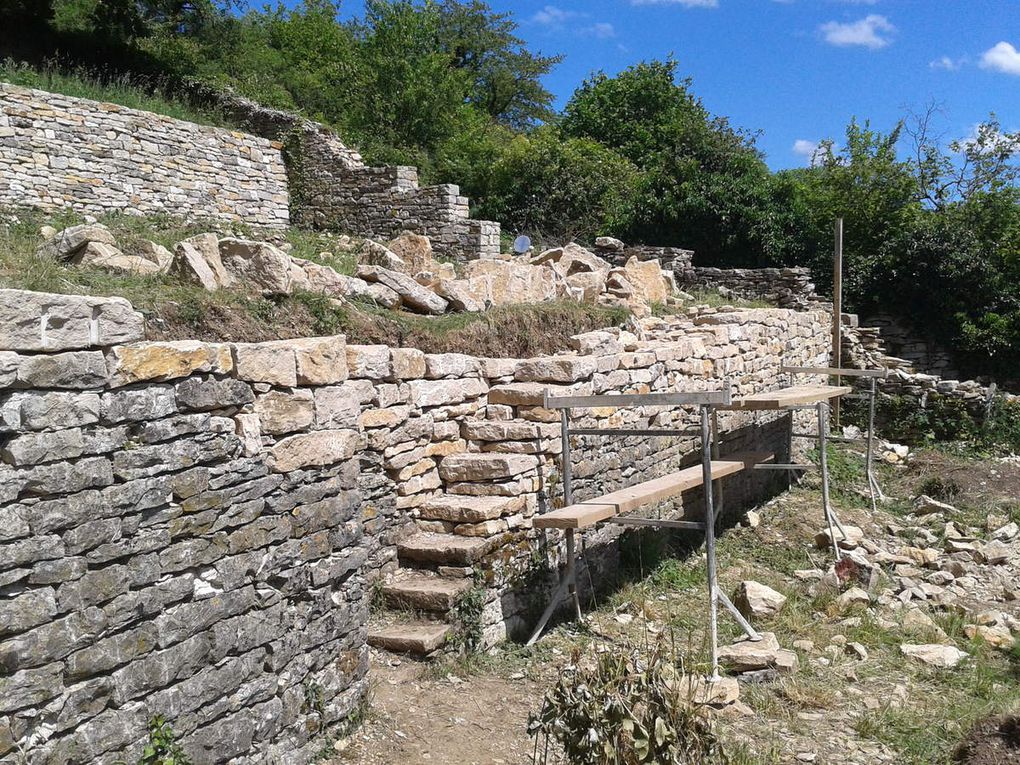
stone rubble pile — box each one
[36,225,684,318]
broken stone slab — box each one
[734,581,787,620]
[438,453,538,482]
[912,495,958,516]
[356,265,448,315]
[135,240,174,272]
[397,531,497,565]
[964,623,1014,649]
[386,233,435,275]
[673,675,740,706]
[459,259,567,306]
[718,632,798,674]
[515,356,596,383]
[0,290,145,352]
[74,241,163,275]
[36,223,117,260]
[433,279,483,312]
[300,260,403,309]
[814,524,865,550]
[357,239,407,272]
[172,240,222,292]
[899,643,968,668]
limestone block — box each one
[357,240,407,272]
[314,385,364,429]
[174,377,254,411]
[135,240,174,272]
[438,453,538,482]
[1,391,101,433]
[425,353,480,379]
[232,343,297,387]
[454,519,508,537]
[433,279,483,312]
[621,256,668,304]
[359,406,410,429]
[234,413,262,456]
[386,232,435,274]
[408,378,488,408]
[255,389,315,434]
[292,336,347,385]
[100,385,177,423]
[899,643,968,668]
[106,341,233,386]
[391,348,426,379]
[419,495,523,523]
[515,356,596,383]
[172,241,221,292]
[461,421,556,442]
[14,350,108,389]
[345,345,391,379]
[0,290,144,352]
[458,259,567,306]
[268,429,358,472]
[734,580,787,620]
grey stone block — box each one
[175,376,254,411]
[14,350,108,388]
[100,384,177,423]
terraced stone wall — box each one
[0,84,290,227]
[1,288,830,761]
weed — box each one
[138,716,191,765]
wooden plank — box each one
[719,384,852,411]
[534,450,773,530]
[782,366,889,379]
[543,389,732,410]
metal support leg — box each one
[710,409,724,525]
[817,401,845,560]
[700,406,722,680]
[527,407,579,645]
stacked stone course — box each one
[0,83,290,227]
[1,286,831,761]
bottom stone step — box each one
[367,623,452,656]
[383,572,473,612]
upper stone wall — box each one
[0,84,291,227]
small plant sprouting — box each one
[139,716,191,765]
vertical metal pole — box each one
[559,409,582,622]
[700,405,721,681]
[710,409,724,520]
[817,401,842,561]
[866,377,878,513]
[833,219,844,426]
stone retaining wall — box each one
[0,288,830,761]
[0,84,290,227]
[681,266,820,310]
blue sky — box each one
[333,0,1020,170]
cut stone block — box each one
[397,532,496,565]
[438,453,538,482]
[418,495,524,523]
[367,623,450,655]
[382,573,471,612]
[718,632,798,674]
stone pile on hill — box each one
[37,225,680,317]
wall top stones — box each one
[0,83,290,227]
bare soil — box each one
[953,716,1020,765]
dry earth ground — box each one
[327,446,1020,765]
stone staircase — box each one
[368,436,544,658]
[366,492,520,658]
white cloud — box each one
[819,14,895,49]
[980,41,1020,76]
[631,0,718,7]
[792,139,821,164]
[531,5,579,27]
[581,22,616,38]
[929,55,965,71]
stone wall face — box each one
[859,312,959,379]
[679,266,821,310]
[0,291,368,764]
[0,84,290,227]
[1,287,830,761]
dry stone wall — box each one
[0,84,290,227]
[1,286,830,761]
[0,291,368,764]
[681,266,821,310]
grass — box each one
[0,58,233,128]
[681,287,774,310]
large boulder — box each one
[458,259,567,306]
[433,279,483,312]
[171,234,232,292]
[387,232,435,275]
[218,238,308,295]
[358,240,407,273]
[36,224,118,260]
[619,256,668,305]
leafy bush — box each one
[528,638,725,764]
[139,716,191,765]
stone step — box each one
[397,532,495,565]
[418,494,524,523]
[367,622,451,656]
[382,572,472,612]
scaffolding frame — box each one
[526,382,763,681]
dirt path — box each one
[334,659,543,765]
